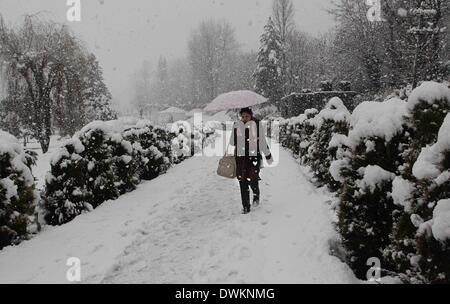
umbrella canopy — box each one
[204,90,268,112]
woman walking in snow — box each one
[229,108,273,214]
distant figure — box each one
[229,108,273,214]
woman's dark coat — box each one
[229,119,272,182]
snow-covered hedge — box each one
[42,120,177,225]
[383,82,450,283]
[333,98,409,279]
[279,108,318,163]
[0,131,39,249]
[280,81,450,283]
[410,114,450,283]
[308,98,350,190]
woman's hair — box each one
[239,107,253,116]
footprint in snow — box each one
[239,247,252,259]
[119,230,128,237]
[138,229,149,236]
[227,270,239,278]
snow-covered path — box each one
[0,144,356,283]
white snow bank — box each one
[349,98,407,146]
[413,114,450,180]
[407,81,450,111]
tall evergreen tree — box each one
[253,17,284,106]
[272,0,295,95]
[83,54,117,123]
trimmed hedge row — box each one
[280,82,450,283]
[42,119,211,226]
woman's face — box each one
[240,112,252,123]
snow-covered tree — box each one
[0,15,116,149]
[0,130,39,249]
[272,0,295,95]
[188,19,239,107]
[153,56,170,108]
[83,54,117,124]
[253,17,284,105]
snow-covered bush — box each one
[308,98,350,190]
[43,137,92,225]
[171,121,193,164]
[44,122,126,224]
[408,114,450,283]
[0,131,39,249]
[331,98,409,279]
[385,82,450,282]
[402,82,450,177]
[124,121,174,181]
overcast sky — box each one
[0,0,335,107]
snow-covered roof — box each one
[160,107,186,114]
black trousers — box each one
[239,180,260,209]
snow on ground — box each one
[0,133,356,284]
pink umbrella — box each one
[204,90,269,112]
